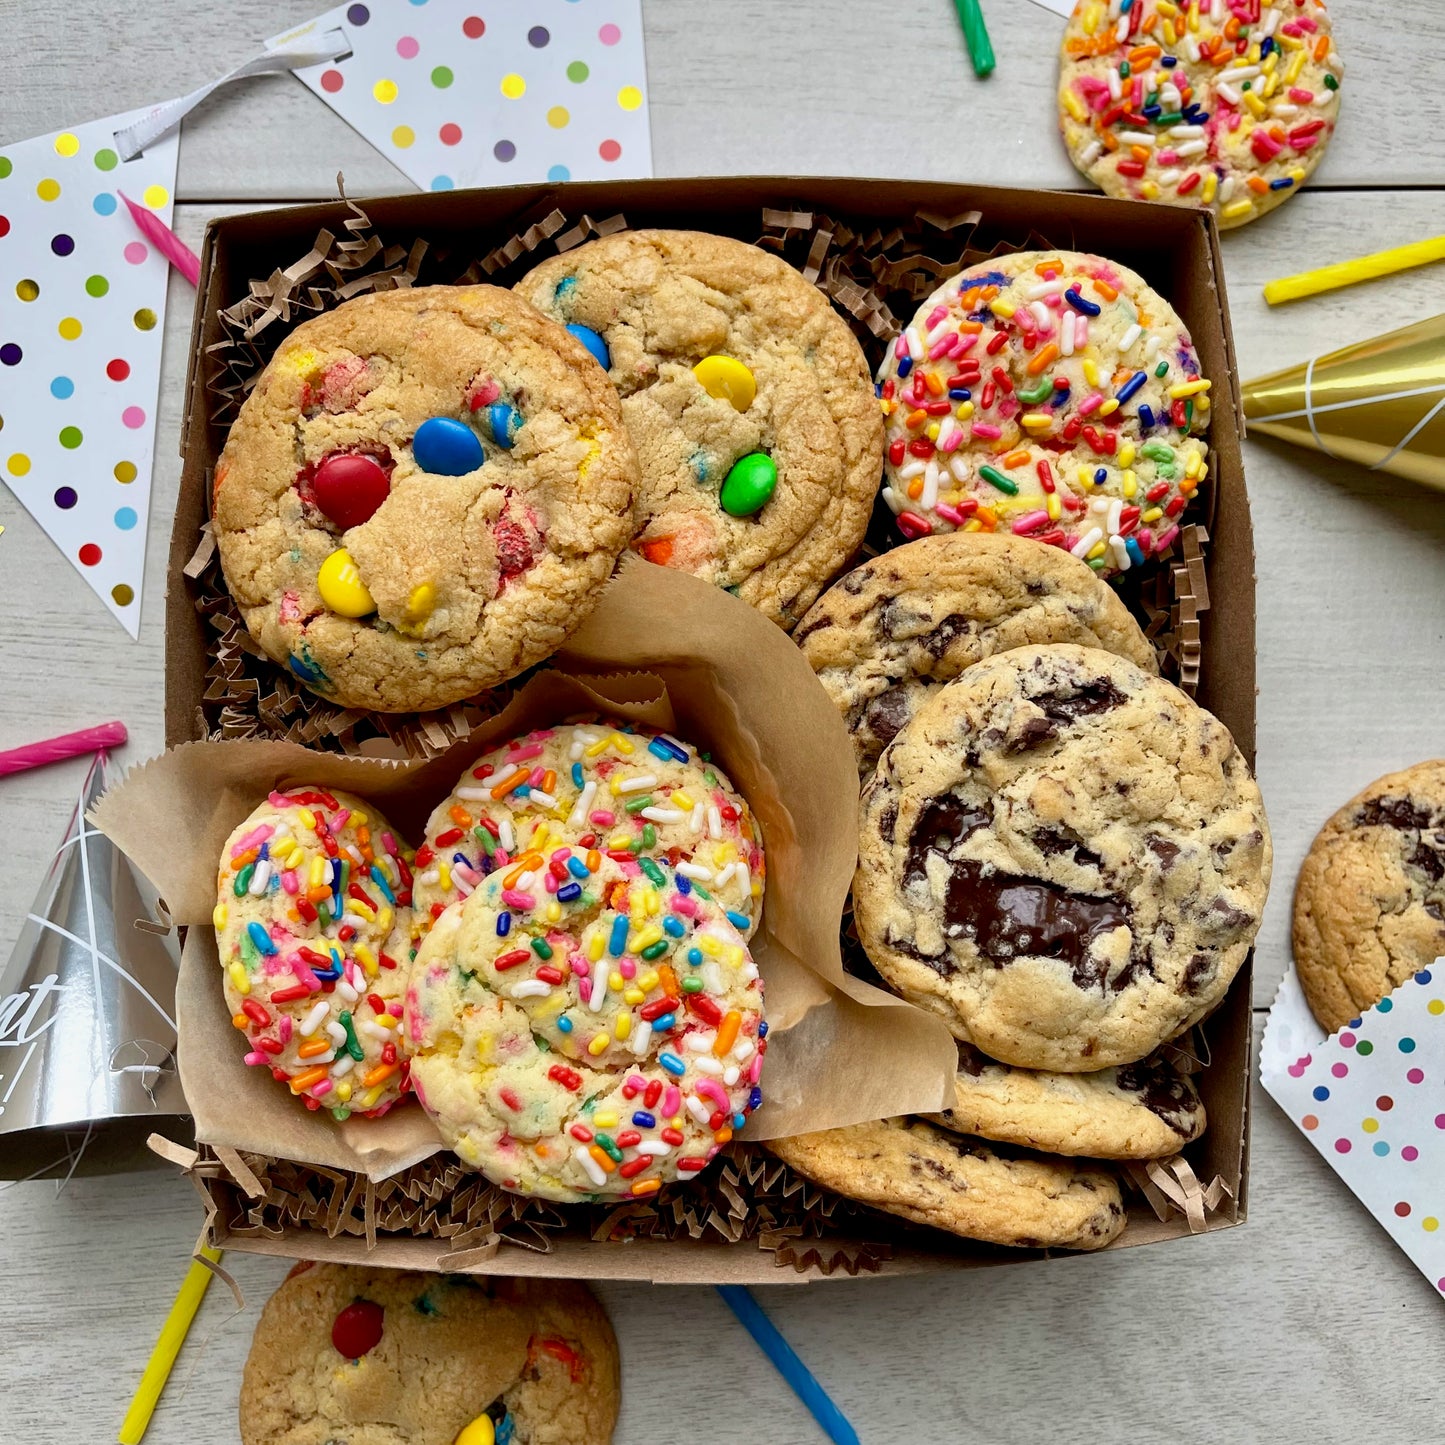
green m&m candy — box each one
[719,452,776,517]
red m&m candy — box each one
[313,453,391,530]
[332,1299,385,1359]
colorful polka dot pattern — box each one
[1272,960,1445,1298]
[0,104,176,635]
[277,0,651,189]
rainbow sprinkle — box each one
[1059,0,1343,230]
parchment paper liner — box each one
[188,199,1213,756]
[95,560,959,1189]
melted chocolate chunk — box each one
[1035,678,1127,726]
[791,612,833,643]
[941,861,1132,988]
[923,613,972,659]
[1009,716,1058,752]
[1115,1059,1197,1128]
[880,598,925,635]
[1147,836,1181,870]
[1407,839,1445,883]
[863,687,912,747]
[955,1041,990,1077]
[1181,953,1215,996]
[1033,830,1104,871]
[885,928,949,971]
[1199,895,1254,938]
[905,796,992,884]
[878,800,899,842]
[1358,796,1435,831]
[841,569,867,595]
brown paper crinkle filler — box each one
[1125,1153,1233,1234]
[169,1140,895,1272]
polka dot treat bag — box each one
[1262,954,1445,1298]
[271,0,652,192]
[0,107,179,635]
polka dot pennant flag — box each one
[0,107,178,638]
[269,0,652,190]
[1262,956,1445,1298]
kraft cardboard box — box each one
[150,178,1255,1283]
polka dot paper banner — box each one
[1262,956,1445,1298]
[271,0,652,191]
[0,107,178,637]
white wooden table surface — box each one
[3,3,1444,1442]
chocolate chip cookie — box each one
[239,1263,619,1445]
[854,644,1271,1070]
[765,1116,1126,1250]
[925,1042,1204,1159]
[214,285,639,713]
[794,532,1158,778]
[516,229,883,628]
[1293,761,1445,1033]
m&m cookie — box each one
[516,230,884,629]
[1059,0,1343,229]
[875,252,1210,577]
[214,787,416,1119]
[403,850,766,1202]
[412,722,765,941]
[213,286,639,713]
[239,1264,620,1445]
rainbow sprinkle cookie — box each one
[412,722,765,940]
[876,251,1210,577]
[214,788,417,1119]
[403,850,765,1202]
[1059,0,1343,229]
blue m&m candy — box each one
[565,323,611,370]
[487,402,523,449]
[412,416,484,476]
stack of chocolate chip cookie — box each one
[773,532,1272,1252]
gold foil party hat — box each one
[1243,314,1445,492]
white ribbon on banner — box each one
[113,28,352,159]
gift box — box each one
[111,178,1257,1283]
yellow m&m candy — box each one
[692,354,755,412]
[317,548,376,617]
[454,1414,496,1445]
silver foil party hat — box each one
[0,751,189,1179]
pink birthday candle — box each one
[119,192,200,287]
[0,721,127,777]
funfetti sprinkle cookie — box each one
[213,285,639,713]
[403,850,765,1203]
[214,788,417,1119]
[412,722,765,941]
[516,229,885,629]
[1059,0,1343,229]
[875,251,1210,577]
